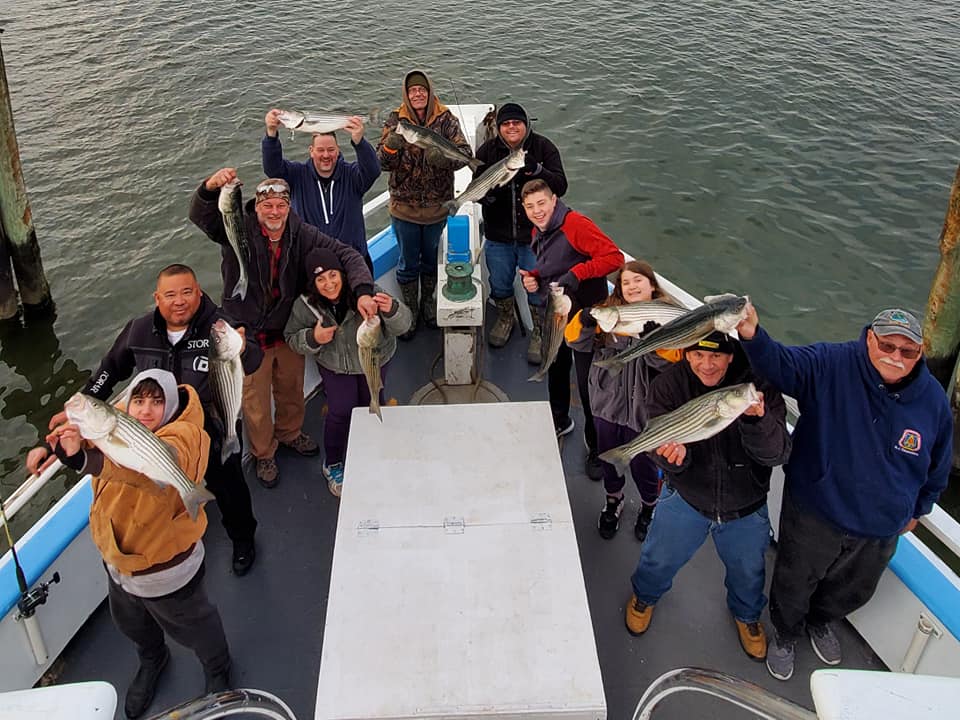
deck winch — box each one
[441,260,476,302]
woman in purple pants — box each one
[284,248,411,496]
[565,260,681,540]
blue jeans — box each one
[630,485,770,622]
[483,239,541,306]
[393,217,445,284]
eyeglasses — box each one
[874,336,921,360]
[500,119,525,127]
[256,182,289,195]
[407,87,428,96]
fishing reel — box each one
[15,571,60,620]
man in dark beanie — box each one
[376,69,473,340]
[624,331,791,666]
[475,102,567,358]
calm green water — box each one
[1,0,958,540]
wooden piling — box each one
[923,162,960,390]
[0,30,51,311]
[0,220,18,320]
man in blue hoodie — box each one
[737,305,952,681]
[263,109,380,272]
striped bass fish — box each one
[396,119,482,171]
[599,383,761,477]
[218,179,249,300]
[278,110,360,136]
[357,316,384,421]
[64,393,215,520]
[445,148,526,215]
[593,294,749,374]
[529,284,572,382]
[209,319,244,463]
[590,300,690,336]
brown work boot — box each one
[255,458,279,489]
[735,619,768,661]
[282,432,319,456]
[488,296,516,348]
[625,594,654,636]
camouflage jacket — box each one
[377,70,472,225]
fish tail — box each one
[231,275,248,301]
[220,434,241,465]
[444,200,459,215]
[182,486,216,521]
[598,448,628,478]
[468,157,483,171]
[527,368,547,382]
[370,397,382,422]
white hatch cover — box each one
[315,402,606,720]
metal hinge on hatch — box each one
[443,516,465,534]
[530,512,552,531]
[357,519,380,536]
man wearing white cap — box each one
[736,305,952,681]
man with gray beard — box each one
[736,306,952,681]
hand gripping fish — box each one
[445,148,526,215]
[209,319,245,463]
[593,294,749,375]
[599,383,761,477]
[395,119,482,171]
[357,316,384,421]
[218,179,250,300]
[529,284,572,382]
[64,393,215,521]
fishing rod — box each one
[2,488,60,663]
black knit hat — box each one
[305,248,343,280]
[496,103,528,126]
[687,331,735,354]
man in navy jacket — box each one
[262,109,380,271]
[737,304,952,681]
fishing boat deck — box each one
[53,314,885,719]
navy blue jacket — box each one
[742,326,952,538]
[261,134,380,256]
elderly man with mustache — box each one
[736,305,952,682]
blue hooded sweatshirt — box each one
[261,134,380,256]
[741,325,952,538]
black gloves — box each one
[383,132,404,151]
[580,309,599,329]
[522,157,541,176]
[557,272,580,297]
[640,320,660,337]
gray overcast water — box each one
[1,1,958,536]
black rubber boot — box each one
[398,281,419,341]
[125,646,170,719]
[420,275,438,329]
[634,503,655,542]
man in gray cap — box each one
[736,305,952,681]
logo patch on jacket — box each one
[896,429,921,455]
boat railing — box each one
[631,667,817,720]
[144,688,297,720]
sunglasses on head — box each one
[256,182,289,195]
[874,335,921,360]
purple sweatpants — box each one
[317,363,388,465]
[594,416,661,505]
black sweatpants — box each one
[204,418,257,545]
[548,342,597,452]
[769,487,898,639]
[108,562,231,675]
